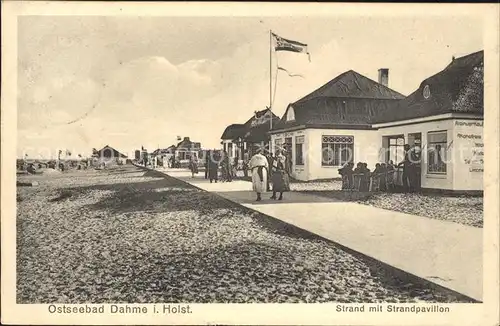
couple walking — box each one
[248,149,290,201]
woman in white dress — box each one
[248,149,269,201]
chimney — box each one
[378,68,389,87]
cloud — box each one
[17,16,483,158]
[18,76,101,129]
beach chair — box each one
[370,174,381,192]
[341,175,348,190]
[386,170,395,191]
[352,174,363,191]
[347,174,362,200]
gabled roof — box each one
[271,70,404,132]
[221,124,246,140]
[152,145,176,155]
[272,97,399,131]
[221,108,280,142]
[241,108,280,142]
[97,145,128,158]
[243,108,280,128]
[296,70,405,103]
[176,137,201,150]
[374,50,483,123]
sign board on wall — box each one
[454,120,483,173]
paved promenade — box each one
[160,168,482,301]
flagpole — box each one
[269,29,273,151]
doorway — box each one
[408,133,422,190]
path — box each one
[160,168,483,302]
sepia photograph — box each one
[1,2,499,325]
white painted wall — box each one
[452,120,483,191]
[271,129,309,181]
[378,119,455,190]
[306,129,380,180]
[271,116,483,191]
[272,128,379,180]
[221,140,237,158]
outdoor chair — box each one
[386,170,395,191]
[370,174,382,192]
[346,174,363,200]
[352,174,363,192]
[341,175,350,190]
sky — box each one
[17,15,483,159]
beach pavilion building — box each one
[269,50,484,193]
[221,108,280,161]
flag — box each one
[278,66,304,78]
[272,33,311,61]
[263,109,273,119]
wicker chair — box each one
[370,173,382,192]
[386,170,396,191]
[352,174,363,192]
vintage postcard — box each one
[1,1,499,325]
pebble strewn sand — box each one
[17,166,471,303]
[290,181,482,228]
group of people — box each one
[338,160,397,192]
[248,149,290,201]
[338,144,421,193]
[195,150,234,183]
[188,148,291,202]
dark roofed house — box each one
[95,145,128,165]
[372,50,484,192]
[174,137,202,162]
[220,108,280,160]
[221,124,246,141]
[270,50,484,193]
[270,69,404,181]
[374,50,483,124]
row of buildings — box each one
[220,50,484,192]
[134,137,204,167]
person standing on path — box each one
[248,149,269,201]
[398,144,416,192]
[221,150,232,182]
[243,150,249,178]
[207,150,219,183]
[266,152,274,192]
[204,151,209,179]
[189,156,199,178]
[284,149,293,175]
[232,156,239,179]
[270,150,290,200]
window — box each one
[284,137,293,167]
[223,143,227,153]
[286,107,295,121]
[387,135,405,164]
[428,131,447,174]
[227,143,233,157]
[340,101,347,120]
[295,136,305,165]
[274,138,283,153]
[321,135,354,166]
